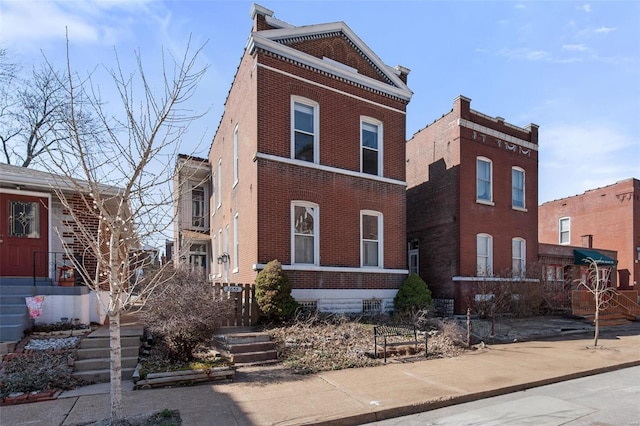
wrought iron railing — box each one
[32,251,76,286]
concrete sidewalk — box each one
[1,327,639,425]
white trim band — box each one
[253,263,409,274]
[255,152,407,186]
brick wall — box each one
[539,178,639,289]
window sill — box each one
[476,199,495,206]
[512,206,527,212]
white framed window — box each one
[291,96,319,163]
[233,124,239,187]
[477,233,493,276]
[512,167,525,209]
[361,117,383,176]
[189,243,207,276]
[361,210,383,268]
[233,213,239,272]
[217,160,222,209]
[512,238,526,277]
[191,185,206,228]
[217,229,223,277]
[559,217,570,245]
[211,173,216,217]
[476,157,493,203]
[291,201,319,265]
[212,233,217,278]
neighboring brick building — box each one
[172,154,212,276]
[539,178,640,291]
[406,96,539,314]
[206,4,412,313]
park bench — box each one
[373,324,427,363]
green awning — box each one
[574,249,616,266]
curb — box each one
[309,360,640,425]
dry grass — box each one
[266,313,467,374]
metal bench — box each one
[373,324,427,363]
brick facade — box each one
[407,96,539,313]
[207,4,412,313]
[539,178,640,290]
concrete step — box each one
[221,332,271,345]
[0,323,27,342]
[0,304,28,315]
[229,341,276,354]
[77,345,140,360]
[72,367,137,383]
[73,355,140,372]
[79,335,141,349]
[232,349,278,364]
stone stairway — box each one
[214,327,279,366]
[72,325,144,383]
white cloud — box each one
[578,4,592,13]
[538,123,639,202]
[1,0,160,50]
[562,44,589,52]
[594,26,616,34]
[498,48,551,61]
[1,1,99,45]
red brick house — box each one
[0,163,124,342]
[206,4,412,313]
[406,96,539,314]
[539,178,640,291]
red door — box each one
[0,193,49,277]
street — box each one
[367,365,640,425]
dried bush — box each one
[0,351,81,398]
[268,312,378,374]
[255,260,298,322]
[143,268,233,361]
[394,273,433,319]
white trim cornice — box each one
[253,263,408,274]
[458,119,539,151]
[257,63,407,115]
[255,152,407,187]
[248,22,412,101]
[453,276,540,283]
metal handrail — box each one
[32,251,75,286]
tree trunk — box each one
[109,309,123,422]
[466,308,472,347]
[593,296,600,347]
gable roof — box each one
[247,21,412,102]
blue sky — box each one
[2,0,639,204]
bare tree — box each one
[44,37,208,423]
[0,50,97,167]
[576,257,614,347]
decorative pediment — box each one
[248,21,412,101]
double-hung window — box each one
[477,233,493,276]
[477,157,493,203]
[217,160,222,209]
[361,118,382,176]
[361,211,383,267]
[233,124,239,187]
[292,202,318,264]
[233,213,239,272]
[512,238,526,277]
[292,97,318,163]
[191,186,206,228]
[512,167,525,209]
[559,217,570,244]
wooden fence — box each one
[212,282,258,326]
